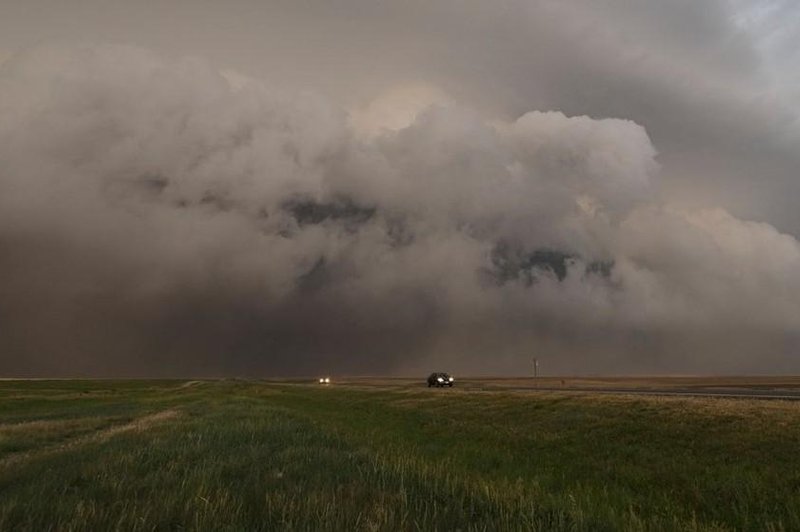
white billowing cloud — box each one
[349,82,454,138]
[1,44,799,375]
[614,206,800,329]
[506,111,658,219]
[0,0,797,235]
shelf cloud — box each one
[0,1,798,376]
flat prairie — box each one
[0,379,798,531]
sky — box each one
[0,0,798,377]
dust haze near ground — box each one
[0,2,799,376]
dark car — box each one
[427,372,455,387]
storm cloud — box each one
[0,1,799,376]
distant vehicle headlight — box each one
[325,377,330,383]
[449,377,454,381]
[437,377,444,382]
[319,378,324,383]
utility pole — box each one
[533,358,539,388]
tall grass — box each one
[0,380,797,530]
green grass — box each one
[0,380,798,530]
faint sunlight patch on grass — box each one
[0,409,181,470]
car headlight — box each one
[449,377,454,381]
[437,377,443,382]
[319,378,324,383]
[325,378,330,383]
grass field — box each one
[0,380,799,531]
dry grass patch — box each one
[0,409,181,470]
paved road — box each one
[338,381,800,400]
[495,385,800,401]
